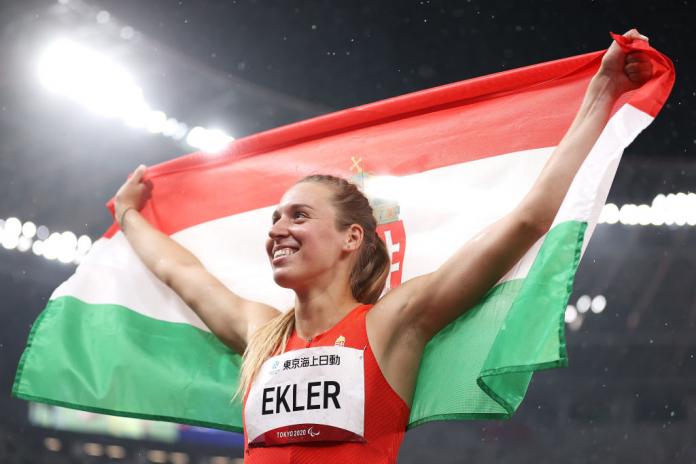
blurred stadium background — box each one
[0,1,694,462]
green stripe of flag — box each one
[409,220,585,426]
[13,296,244,432]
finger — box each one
[625,62,652,74]
[129,165,147,184]
[628,70,652,83]
[623,28,649,42]
[627,64,652,78]
[626,52,649,63]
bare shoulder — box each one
[243,300,283,339]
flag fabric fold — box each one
[13,37,674,432]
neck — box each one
[293,285,360,341]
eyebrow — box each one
[271,203,315,220]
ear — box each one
[343,224,364,252]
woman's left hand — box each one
[599,28,653,94]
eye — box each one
[293,211,309,220]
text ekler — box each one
[261,381,341,415]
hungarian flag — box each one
[13,36,673,431]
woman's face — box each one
[266,182,348,290]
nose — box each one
[268,216,289,241]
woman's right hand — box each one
[114,164,152,225]
[112,163,279,354]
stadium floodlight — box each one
[599,203,619,224]
[122,101,153,129]
[105,445,126,459]
[37,38,235,149]
[591,295,607,314]
[56,232,78,264]
[637,204,652,226]
[576,295,591,313]
[17,236,32,252]
[37,225,50,240]
[32,240,44,256]
[598,192,696,227]
[0,215,92,265]
[83,443,104,457]
[22,221,37,238]
[42,233,61,260]
[4,217,22,237]
[77,235,93,253]
[146,110,168,134]
[37,39,147,122]
[185,126,234,153]
[2,234,19,250]
[43,437,62,452]
[564,305,578,323]
[162,118,181,137]
[618,204,638,225]
[688,193,696,226]
[146,450,167,463]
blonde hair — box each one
[235,175,390,399]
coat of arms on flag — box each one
[351,159,407,291]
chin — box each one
[271,268,300,290]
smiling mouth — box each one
[272,247,298,260]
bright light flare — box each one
[37,225,50,240]
[599,203,619,224]
[17,236,32,252]
[4,217,22,237]
[564,305,578,323]
[591,295,607,314]
[36,39,234,151]
[576,295,591,313]
[32,240,44,256]
[186,126,234,153]
[0,214,93,265]
[43,437,62,452]
[146,110,168,134]
[600,192,696,227]
[22,221,37,238]
[2,234,18,250]
[77,235,92,253]
[37,39,146,120]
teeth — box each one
[273,248,297,259]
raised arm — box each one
[371,30,652,365]
[114,165,280,354]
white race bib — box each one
[245,346,365,446]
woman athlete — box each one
[114,29,652,463]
